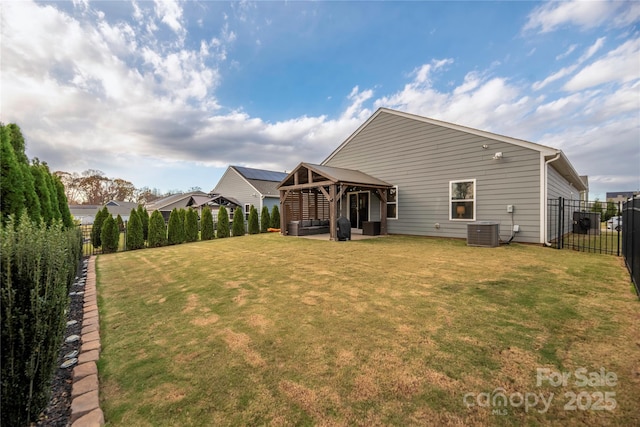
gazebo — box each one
[277,163,393,241]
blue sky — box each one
[1,0,638,200]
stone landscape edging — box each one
[70,256,104,427]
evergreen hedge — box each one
[270,205,280,229]
[148,210,167,247]
[217,206,230,238]
[201,208,215,241]
[248,205,259,235]
[232,208,246,237]
[137,205,149,241]
[91,206,108,248]
[1,214,82,426]
[168,208,184,245]
[101,215,119,254]
[126,208,144,250]
[185,208,199,243]
[260,206,270,233]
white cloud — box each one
[564,38,640,91]
[556,44,577,60]
[523,0,628,33]
[153,0,184,36]
[532,37,607,91]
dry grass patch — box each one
[97,234,639,426]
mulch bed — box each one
[35,258,88,426]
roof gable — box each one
[322,107,586,192]
[278,162,392,190]
[323,108,559,165]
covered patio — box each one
[277,163,393,241]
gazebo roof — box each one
[278,162,392,190]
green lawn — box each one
[96,234,639,426]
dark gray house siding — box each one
[322,108,587,244]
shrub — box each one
[270,205,280,229]
[91,206,108,248]
[185,208,199,243]
[1,214,81,426]
[260,206,270,233]
[201,208,215,240]
[168,208,184,245]
[116,214,125,232]
[101,215,119,253]
[248,205,259,235]
[148,210,167,247]
[137,205,149,241]
[31,163,54,224]
[53,175,73,227]
[0,130,25,223]
[217,206,230,238]
[232,208,246,237]
[126,208,144,250]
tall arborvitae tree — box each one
[91,206,108,248]
[31,162,53,224]
[148,210,167,247]
[126,208,144,250]
[217,206,230,238]
[22,163,41,224]
[42,164,61,222]
[232,208,245,237]
[201,208,214,240]
[116,214,124,232]
[167,208,184,245]
[270,205,280,229]
[185,208,199,242]
[53,175,73,227]
[0,128,25,223]
[6,123,28,164]
[248,205,259,235]
[137,205,149,241]
[101,215,119,253]
[260,206,271,233]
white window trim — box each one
[387,186,398,220]
[244,204,251,220]
[449,179,476,221]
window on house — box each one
[387,186,398,219]
[450,179,475,221]
[244,204,251,220]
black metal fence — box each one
[621,196,639,297]
[547,198,622,256]
[77,213,247,256]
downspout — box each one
[544,152,562,247]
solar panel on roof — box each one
[234,166,287,182]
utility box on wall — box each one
[467,222,500,247]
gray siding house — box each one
[303,108,586,244]
[212,166,288,221]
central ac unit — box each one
[467,222,500,247]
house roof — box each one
[146,191,209,211]
[278,162,392,190]
[231,166,288,197]
[69,200,138,219]
[323,107,587,192]
[233,166,288,182]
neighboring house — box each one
[212,166,288,221]
[606,191,639,205]
[69,200,139,224]
[278,108,588,243]
[145,191,240,222]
